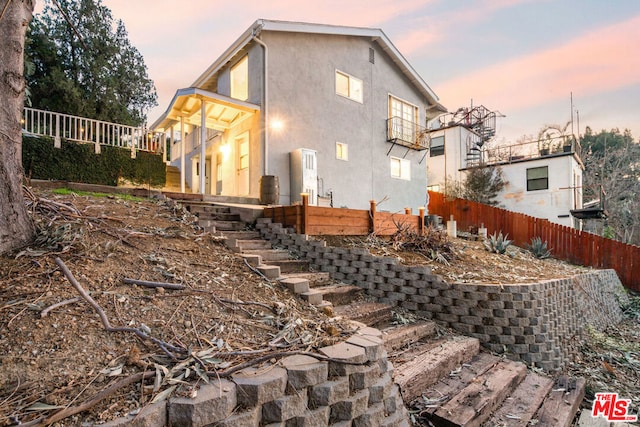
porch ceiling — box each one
[152,87,260,131]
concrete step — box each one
[534,376,586,427]
[485,372,554,427]
[280,272,332,287]
[392,336,480,402]
[278,277,310,294]
[381,321,437,353]
[188,205,232,215]
[198,219,245,231]
[333,302,392,328]
[198,212,242,221]
[256,264,280,280]
[312,284,362,306]
[268,259,310,274]
[427,358,528,427]
[222,231,261,241]
[243,249,292,261]
[234,239,273,251]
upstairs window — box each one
[231,55,248,101]
[390,156,411,180]
[336,142,348,161]
[336,70,363,103]
[430,136,445,157]
[389,96,418,143]
[527,166,548,191]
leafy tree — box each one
[581,127,640,244]
[25,0,157,126]
[460,165,506,206]
[0,1,36,254]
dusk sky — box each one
[35,0,640,144]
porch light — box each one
[270,118,284,131]
[219,143,231,160]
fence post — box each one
[130,128,137,159]
[54,113,61,149]
[419,207,425,236]
[301,193,309,235]
[369,200,377,234]
[95,122,101,154]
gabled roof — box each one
[192,19,446,114]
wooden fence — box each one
[263,195,424,237]
[428,191,640,291]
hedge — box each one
[22,136,166,187]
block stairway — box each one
[193,210,587,426]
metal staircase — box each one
[444,105,498,168]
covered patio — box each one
[152,88,261,195]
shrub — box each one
[483,231,512,254]
[23,136,166,187]
[527,237,552,259]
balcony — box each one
[386,117,429,152]
[473,134,582,168]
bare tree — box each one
[0,0,36,254]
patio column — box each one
[168,125,174,164]
[180,116,185,194]
[200,98,207,196]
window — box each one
[231,56,248,101]
[336,142,348,161]
[527,166,548,191]
[390,157,410,180]
[430,136,445,157]
[389,96,418,143]
[335,70,363,103]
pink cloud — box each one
[436,15,640,112]
[394,0,536,55]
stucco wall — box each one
[498,155,582,227]
[261,31,429,212]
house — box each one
[426,106,585,228]
[151,19,446,212]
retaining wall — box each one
[258,219,630,371]
[102,325,409,426]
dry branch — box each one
[40,297,81,317]
[122,278,186,290]
[54,257,187,359]
[22,371,154,427]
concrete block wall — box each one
[258,219,630,371]
[102,324,410,426]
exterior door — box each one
[236,132,250,196]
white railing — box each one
[22,107,166,159]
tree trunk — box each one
[0,0,36,254]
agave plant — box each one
[527,236,552,259]
[483,231,512,254]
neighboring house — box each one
[151,19,446,212]
[426,106,584,228]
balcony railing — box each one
[22,107,166,158]
[386,116,429,151]
[476,134,582,167]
